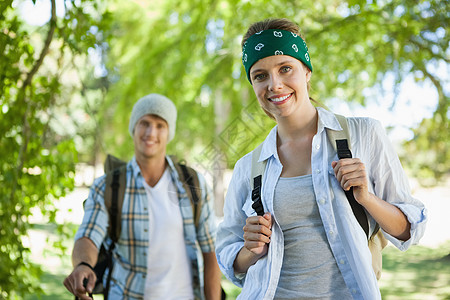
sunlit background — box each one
[1,0,449,299]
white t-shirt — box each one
[143,168,194,300]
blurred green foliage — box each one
[100,0,449,180]
[0,0,109,297]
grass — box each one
[379,242,450,300]
[24,224,450,300]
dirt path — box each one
[412,183,450,248]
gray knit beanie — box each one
[128,93,177,141]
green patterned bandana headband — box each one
[242,29,313,83]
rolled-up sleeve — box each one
[366,118,427,250]
[74,176,109,250]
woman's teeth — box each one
[270,94,290,102]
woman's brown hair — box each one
[241,18,302,48]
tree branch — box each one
[20,0,57,90]
[421,67,446,111]
[11,0,57,202]
[409,38,450,64]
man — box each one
[64,94,222,299]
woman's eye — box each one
[254,73,266,81]
[280,66,291,73]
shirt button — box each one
[315,169,321,174]
[352,289,357,294]
[329,230,334,235]
[315,144,320,150]
[319,199,325,205]
[340,259,345,265]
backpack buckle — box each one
[336,139,352,159]
[251,186,264,216]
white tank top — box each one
[143,168,194,300]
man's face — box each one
[133,114,169,161]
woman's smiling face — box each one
[250,55,311,121]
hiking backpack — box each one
[250,113,388,280]
[88,154,203,299]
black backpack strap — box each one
[327,114,371,239]
[104,165,126,241]
[335,139,370,239]
[110,169,120,241]
[180,163,201,225]
[250,143,266,216]
[101,165,126,299]
[103,242,115,300]
[170,156,202,228]
[251,175,264,216]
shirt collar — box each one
[317,107,343,133]
[258,125,279,162]
[130,155,178,180]
[165,155,181,182]
[257,107,342,162]
[130,156,141,178]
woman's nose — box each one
[268,74,283,91]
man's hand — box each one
[63,263,96,300]
[65,237,99,299]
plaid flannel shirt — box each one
[75,156,216,299]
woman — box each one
[215,18,427,300]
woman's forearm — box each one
[233,246,264,274]
[363,193,411,241]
